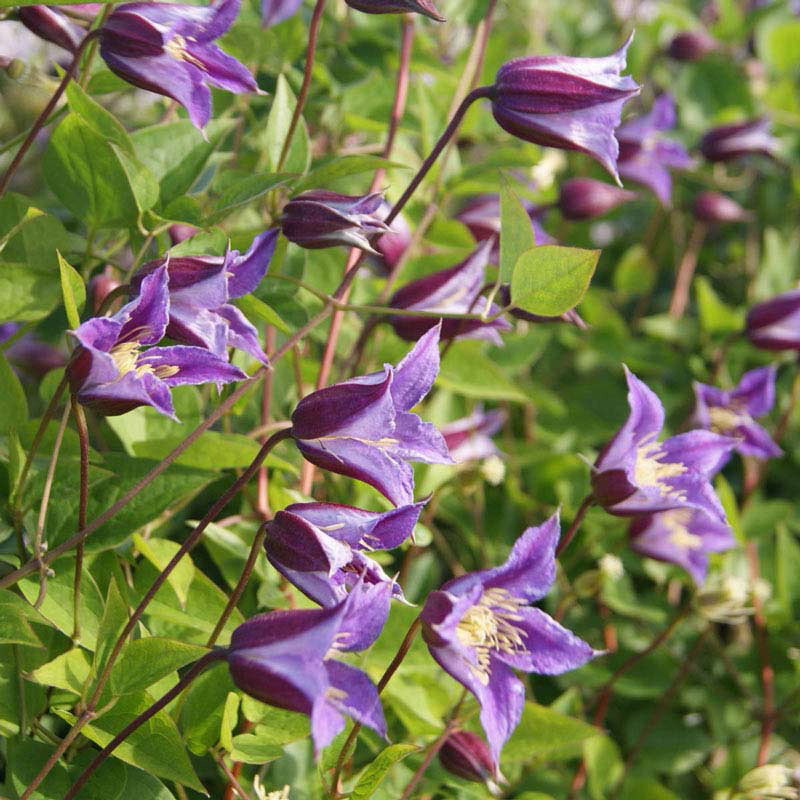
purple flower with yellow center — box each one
[387,241,511,344]
[280,190,391,252]
[746,290,800,351]
[691,366,781,461]
[699,118,777,163]
[616,94,694,206]
[99,0,260,130]
[291,324,453,506]
[441,406,506,463]
[131,230,277,365]
[264,500,425,606]
[421,514,597,763]
[226,580,388,756]
[629,507,735,584]
[591,367,738,518]
[490,35,640,183]
[343,0,445,21]
[67,265,246,419]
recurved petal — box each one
[659,430,739,478]
[262,0,304,26]
[186,41,259,94]
[393,413,454,465]
[391,322,442,411]
[227,229,279,298]
[735,420,782,460]
[733,365,777,417]
[118,264,170,345]
[71,316,123,353]
[335,580,391,652]
[324,660,387,738]
[141,345,247,386]
[216,304,269,364]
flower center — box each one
[708,405,747,434]
[109,341,179,381]
[164,34,205,70]
[634,440,687,500]
[661,508,702,550]
[455,588,527,685]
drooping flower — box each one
[261,0,304,27]
[67,265,246,418]
[746,290,800,351]
[557,177,637,220]
[18,6,87,53]
[691,366,781,460]
[629,507,735,584]
[280,190,391,252]
[439,731,506,795]
[291,324,453,506]
[343,0,445,22]
[264,500,425,606]
[131,230,277,365]
[591,366,738,518]
[490,35,641,183]
[667,30,718,61]
[226,581,388,755]
[387,241,511,344]
[420,514,597,762]
[441,406,507,463]
[99,0,260,129]
[615,94,694,206]
[699,118,777,163]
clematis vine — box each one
[290,324,453,506]
[691,366,782,460]
[629,507,735,584]
[590,367,738,518]
[745,289,800,351]
[99,0,260,129]
[421,514,597,762]
[489,35,641,183]
[130,229,278,365]
[226,580,388,755]
[264,500,425,606]
[67,265,246,419]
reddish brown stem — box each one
[668,222,707,319]
[71,397,89,643]
[555,495,595,557]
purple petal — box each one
[324,660,387,738]
[119,264,170,345]
[390,323,441,411]
[216,304,269,364]
[141,345,247,386]
[262,0,304,26]
[185,41,259,94]
[336,581,391,652]
[733,365,777,417]
[227,229,279,298]
[393,413,453,465]
[735,420,782,460]
[659,430,739,477]
[71,316,122,353]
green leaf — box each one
[180,667,236,754]
[0,262,68,323]
[499,180,535,283]
[511,245,600,316]
[239,700,310,743]
[235,293,290,334]
[111,144,161,216]
[57,250,84,329]
[110,638,209,696]
[0,205,45,255]
[292,155,404,194]
[613,244,657,295]
[92,579,129,676]
[132,535,195,608]
[219,691,240,752]
[263,73,310,174]
[208,173,291,223]
[65,80,133,153]
[350,743,419,800]
[696,276,744,335]
[229,734,283,764]
[438,341,528,403]
[30,648,91,694]
[0,588,44,647]
[0,194,70,276]
[504,702,600,762]
[584,735,624,800]
[0,351,27,433]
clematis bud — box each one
[692,191,750,224]
[18,7,85,53]
[439,731,506,795]
[281,190,391,253]
[557,178,636,220]
[99,0,260,129]
[343,0,445,22]
[372,201,412,273]
[490,35,640,183]
[745,289,800,351]
[699,118,777,163]
[89,266,121,312]
[167,224,199,246]
[667,30,718,61]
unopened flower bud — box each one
[372,201,411,273]
[344,0,445,21]
[746,290,800,351]
[18,6,84,53]
[168,224,199,246]
[439,731,506,795]
[736,765,798,799]
[281,190,391,253]
[558,178,637,220]
[89,266,121,313]
[667,30,718,61]
[699,118,777,163]
[693,191,750,224]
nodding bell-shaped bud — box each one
[439,731,506,795]
[281,190,391,253]
[343,0,445,22]
[490,34,641,183]
[699,118,777,163]
[89,266,122,313]
[745,289,800,351]
[692,191,750,224]
[167,224,199,246]
[372,201,412,274]
[667,30,718,61]
[18,6,86,53]
[557,177,637,220]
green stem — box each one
[71,397,89,643]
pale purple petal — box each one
[262,0,304,26]
[141,345,247,386]
[391,323,441,411]
[324,660,387,738]
[216,304,269,364]
[227,229,279,298]
[119,264,170,345]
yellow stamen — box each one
[164,34,206,69]
[634,440,687,501]
[661,508,702,550]
[708,405,747,434]
[109,341,179,381]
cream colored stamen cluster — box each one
[456,588,527,685]
[660,508,702,550]
[708,404,748,434]
[634,440,687,500]
[110,341,179,381]
[164,34,205,69]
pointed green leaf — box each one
[504,702,600,762]
[132,535,195,608]
[57,250,84,329]
[351,743,419,800]
[0,351,27,433]
[110,638,209,696]
[500,179,536,283]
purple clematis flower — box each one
[226,580,388,755]
[387,241,511,344]
[281,190,391,252]
[421,513,596,763]
[591,366,738,518]
[99,0,260,130]
[343,0,445,21]
[629,506,735,584]
[692,191,750,224]
[0,323,66,379]
[616,94,693,206]
[67,265,246,419]
[264,500,425,606]
[291,324,453,506]
[130,230,277,365]
[261,0,304,26]
[667,30,718,61]
[441,406,507,463]
[699,118,777,163]
[691,366,782,460]
[746,290,800,351]
[490,35,641,183]
[557,177,637,220]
